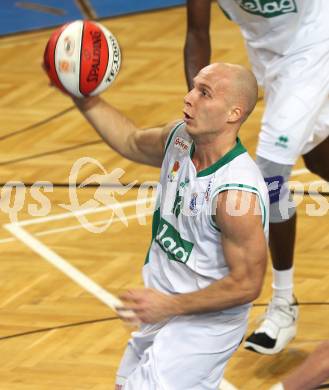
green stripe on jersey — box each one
[144,207,160,265]
[190,138,247,177]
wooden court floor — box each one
[0,4,328,389]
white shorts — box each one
[116,312,248,390]
[248,41,329,165]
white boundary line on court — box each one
[5,223,122,310]
[4,197,156,310]
[3,195,239,390]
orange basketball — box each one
[43,20,121,97]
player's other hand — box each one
[118,288,176,324]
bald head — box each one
[201,62,258,123]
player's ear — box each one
[227,106,243,123]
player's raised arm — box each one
[43,20,177,168]
[73,96,178,167]
[184,0,212,90]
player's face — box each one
[183,65,233,136]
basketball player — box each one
[269,340,329,390]
[184,0,329,355]
[70,63,269,389]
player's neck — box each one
[191,131,237,173]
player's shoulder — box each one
[163,120,189,153]
[216,144,266,193]
[228,146,260,175]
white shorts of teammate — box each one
[116,312,248,390]
[248,40,329,165]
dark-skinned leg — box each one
[245,136,329,354]
[245,156,298,354]
[270,212,297,271]
[303,136,329,181]
[271,136,329,273]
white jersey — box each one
[217,0,329,55]
[216,1,329,164]
[143,122,269,315]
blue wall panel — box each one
[0,1,83,35]
[0,0,186,36]
[92,0,186,18]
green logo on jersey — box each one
[275,135,289,148]
[172,178,189,218]
[155,217,194,263]
[235,0,297,18]
[172,189,183,218]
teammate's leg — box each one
[269,214,296,271]
[244,40,329,354]
[303,136,329,181]
[245,133,329,356]
[244,157,298,355]
[245,135,329,355]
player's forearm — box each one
[184,32,211,90]
[73,96,139,161]
[170,273,261,316]
[170,233,266,316]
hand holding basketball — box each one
[43,20,121,97]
